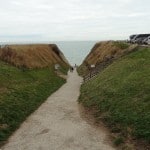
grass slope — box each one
[79,47,150,144]
[0,61,66,146]
[78,41,137,76]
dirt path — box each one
[2,70,115,150]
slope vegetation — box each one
[79,47,150,149]
[0,44,69,146]
[0,44,69,69]
[78,41,137,76]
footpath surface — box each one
[2,70,115,150]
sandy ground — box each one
[2,70,115,150]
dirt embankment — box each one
[78,41,137,76]
[0,44,69,69]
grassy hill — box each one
[0,44,69,69]
[0,44,69,146]
[79,46,150,149]
[78,41,137,76]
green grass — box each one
[0,61,67,145]
[79,47,150,142]
[59,65,69,75]
[114,137,124,146]
[77,64,88,76]
[113,41,130,49]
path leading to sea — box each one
[2,70,115,150]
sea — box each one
[0,41,97,65]
[55,41,97,65]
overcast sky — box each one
[0,0,150,42]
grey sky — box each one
[0,0,150,42]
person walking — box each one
[70,66,74,72]
[71,67,74,72]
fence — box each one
[83,58,114,82]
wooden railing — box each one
[83,58,114,82]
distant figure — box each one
[71,67,74,72]
[70,66,74,72]
[74,64,77,68]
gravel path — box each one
[2,70,115,150]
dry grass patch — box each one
[0,44,68,69]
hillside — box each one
[0,44,69,69]
[78,41,137,76]
[0,44,69,147]
[79,47,150,149]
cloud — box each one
[0,0,150,41]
